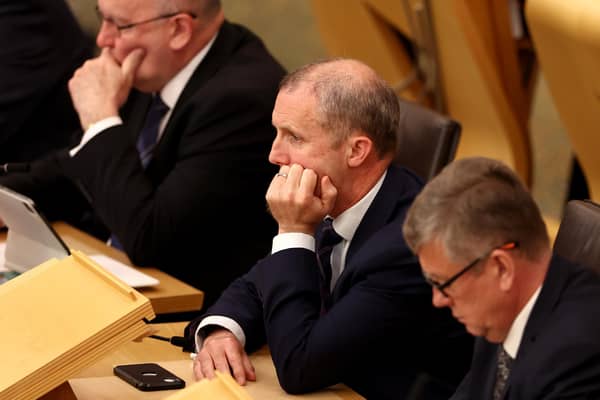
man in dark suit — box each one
[186,59,473,399]
[0,0,285,308]
[403,157,600,399]
[0,0,93,163]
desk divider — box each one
[0,250,155,400]
[164,371,254,400]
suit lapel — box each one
[330,166,411,301]
[470,340,502,399]
[150,21,239,170]
[345,166,404,262]
[515,256,567,359]
[507,256,570,397]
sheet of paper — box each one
[88,254,160,288]
[0,242,8,272]
[0,244,158,288]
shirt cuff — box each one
[271,232,315,254]
[69,116,123,156]
[194,316,246,352]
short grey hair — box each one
[279,58,399,159]
[403,157,549,263]
[164,0,221,18]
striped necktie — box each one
[110,95,169,250]
[137,94,169,168]
[493,346,514,400]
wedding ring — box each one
[276,172,288,178]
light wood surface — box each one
[310,0,534,185]
[0,222,204,314]
[69,322,364,400]
[0,252,154,400]
[526,0,600,201]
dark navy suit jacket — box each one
[0,21,285,308]
[451,255,600,399]
[187,165,473,399]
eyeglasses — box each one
[424,241,519,297]
[95,6,197,34]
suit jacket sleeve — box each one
[192,167,471,397]
[204,242,441,394]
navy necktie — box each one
[315,217,343,313]
[111,95,169,250]
[137,94,169,169]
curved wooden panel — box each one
[526,0,600,200]
[309,0,427,102]
[310,0,532,185]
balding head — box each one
[279,59,399,159]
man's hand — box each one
[68,48,145,130]
[266,164,338,235]
[193,328,256,385]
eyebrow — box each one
[421,269,445,282]
[97,5,130,24]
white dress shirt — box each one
[503,285,542,358]
[196,171,388,351]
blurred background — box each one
[67,0,579,237]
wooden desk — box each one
[1,222,204,315]
[69,323,364,400]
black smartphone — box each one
[113,363,186,391]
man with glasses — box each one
[403,156,600,399]
[0,0,285,308]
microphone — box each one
[0,163,30,175]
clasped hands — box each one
[193,164,338,384]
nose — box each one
[96,20,117,48]
[432,287,451,308]
[268,133,289,166]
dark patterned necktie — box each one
[315,217,343,313]
[110,95,169,250]
[493,346,514,400]
[137,94,169,169]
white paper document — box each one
[0,242,159,288]
[89,254,160,288]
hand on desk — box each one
[193,328,256,386]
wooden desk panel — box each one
[0,222,204,314]
[70,323,364,400]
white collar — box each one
[503,285,542,358]
[160,32,218,109]
[331,171,387,243]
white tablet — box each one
[0,185,69,273]
[0,185,159,287]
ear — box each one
[346,134,373,167]
[492,250,516,292]
[168,14,194,50]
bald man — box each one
[185,58,473,399]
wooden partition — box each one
[526,0,600,200]
[310,0,533,185]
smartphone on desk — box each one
[114,363,185,391]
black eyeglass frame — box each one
[425,241,519,297]
[95,6,197,32]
